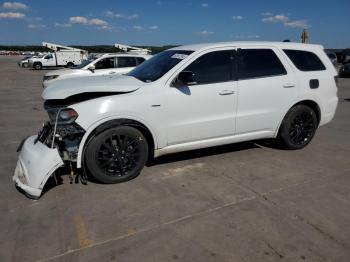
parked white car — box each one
[42,53,152,88]
[14,41,338,199]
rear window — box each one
[238,49,287,79]
[283,49,326,71]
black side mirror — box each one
[173,71,197,87]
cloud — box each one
[150,25,159,30]
[28,24,46,29]
[128,14,139,20]
[262,12,273,16]
[69,16,108,26]
[262,14,289,23]
[55,22,72,28]
[0,11,25,18]
[97,25,113,30]
[262,13,310,29]
[284,20,309,29]
[105,11,139,20]
[196,30,214,36]
[2,1,27,10]
[133,25,143,31]
[105,10,123,18]
[232,15,243,21]
[200,3,208,7]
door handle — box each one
[219,90,235,95]
[283,83,295,88]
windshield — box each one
[73,59,93,69]
[128,50,193,82]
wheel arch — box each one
[293,100,321,125]
[276,99,321,136]
[76,118,156,168]
[33,61,42,68]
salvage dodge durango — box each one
[13,41,338,199]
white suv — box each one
[42,53,152,88]
[14,41,338,199]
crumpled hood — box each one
[42,74,144,100]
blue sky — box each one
[0,0,349,48]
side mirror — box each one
[88,65,95,72]
[173,71,197,87]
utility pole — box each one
[301,29,309,44]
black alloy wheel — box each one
[278,105,318,150]
[84,126,148,183]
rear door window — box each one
[283,49,326,71]
[117,57,137,68]
[238,49,287,79]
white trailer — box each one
[28,42,88,70]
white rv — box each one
[28,42,88,70]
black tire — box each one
[84,126,148,184]
[33,62,42,70]
[67,62,74,68]
[277,105,318,150]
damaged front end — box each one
[13,100,85,199]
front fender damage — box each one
[13,136,64,199]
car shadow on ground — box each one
[27,139,281,199]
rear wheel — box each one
[277,105,318,150]
[33,62,42,70]
[67,62,74,68]
[84,126,148,183]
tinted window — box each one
[136,57,146,65]
[94,57,115,69]
[128,50,193,82]
[283,49,326,71]
[118,57,137,68]
[184,50,234,85]
[238,49,286,79]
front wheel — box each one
[84,126,148,183]
[67,62,74,68]
[277,105,318,150]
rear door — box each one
[236,47,297,134]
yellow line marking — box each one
[74,214,91,248]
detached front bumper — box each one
[13,136,64,199]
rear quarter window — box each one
[283,49,326,71]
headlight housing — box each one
[43,75,59,81]
[47,108,79,124]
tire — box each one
[277,105,318,150]
[33,62,42,70]
[84,126,148,184]
[67,62,74,68]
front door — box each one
[166,49,237,145]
